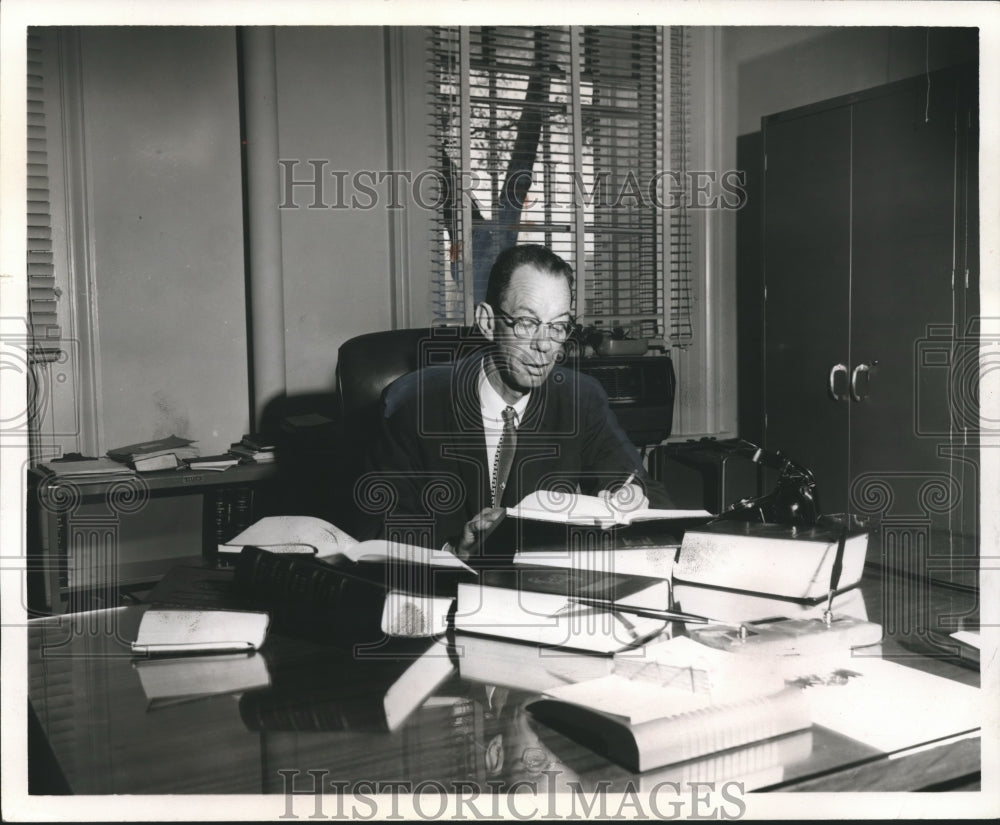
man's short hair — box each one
[484,244,575,309]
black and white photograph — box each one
[1,0,997,820]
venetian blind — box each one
[27,32,61,363]
[427,25,692,346]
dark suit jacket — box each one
[356,351,670,547]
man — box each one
[359,244,669,557]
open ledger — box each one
[527,674,810,772]
[508,490,711,529]
[219,515,470,570]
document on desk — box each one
[792,656,982,753]
[131,608,270,655]
[508,490,711,528]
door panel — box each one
[849,71,971,580]
[763,106,852,513]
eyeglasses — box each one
[493,308,576,343]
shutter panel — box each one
[581,26,663,341]
[667,26,694,349]
[27,33,61,363]
[427,26,690,344]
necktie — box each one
[492,406,517,507]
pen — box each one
[563,597,722,625]
[620,471,636,490]
[823,523,849,626]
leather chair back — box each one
[336,327,483,425]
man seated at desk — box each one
[358,244,670,558]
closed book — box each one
[145,565,250,611]
[130,608,270,655]
[528,675,811,772]
[672,580,870,625]
[454,633,614,694]
[228,444,276,462]
[107,434,196,463]
[239,641,454,733]
[486,515,693,573]
[676,521,869,600]
[37,457,136,480]
[240,433,277,451]
[233,547,468,645]
[455,566,670,654]
[538,725,814,793]
[185,454,241,471]
[131,453,180,472]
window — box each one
[27,31,61,364]
[427,25,692,346]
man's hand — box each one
[598,482,649,514]
[454,507,506,560]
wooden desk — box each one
[27,462,278,614]
[27,569,981,798]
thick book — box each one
[107,434,196,463]
[675,521,869,600]
[37,457,136,480]
[509,489,711,529]
[537,723,813,793]
[528,674,810,772]
[485,513,702,574]
[185,454,241,471]
[131,452,180,472]
[130,608,270,655]
[233,547,469,645]
[671,580,870,625]
[513,542,677,581]
[455,565,670,654]
[453,633,614,694]
[238,640,454,732]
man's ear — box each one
[475,302,495,341]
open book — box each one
[219,515,471,571]
[508,490,711,529]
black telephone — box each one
[698,438,822,527]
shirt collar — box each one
[479,359,530,425]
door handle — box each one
[850,360,878,401]
[828,363,848,401]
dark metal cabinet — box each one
[762,66,978,586]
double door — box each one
[762,66,978,585]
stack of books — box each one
[498,491,710,582]
[37,456,136,482]
[228,433,276,463]
[184,454,241,472]
[455,565,672,654]
[106,434,199,472]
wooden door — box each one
[763,104,852,513]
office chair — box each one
[333,326,484,528]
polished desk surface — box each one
[28,568,981,796]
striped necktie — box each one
[492,406,517,507]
